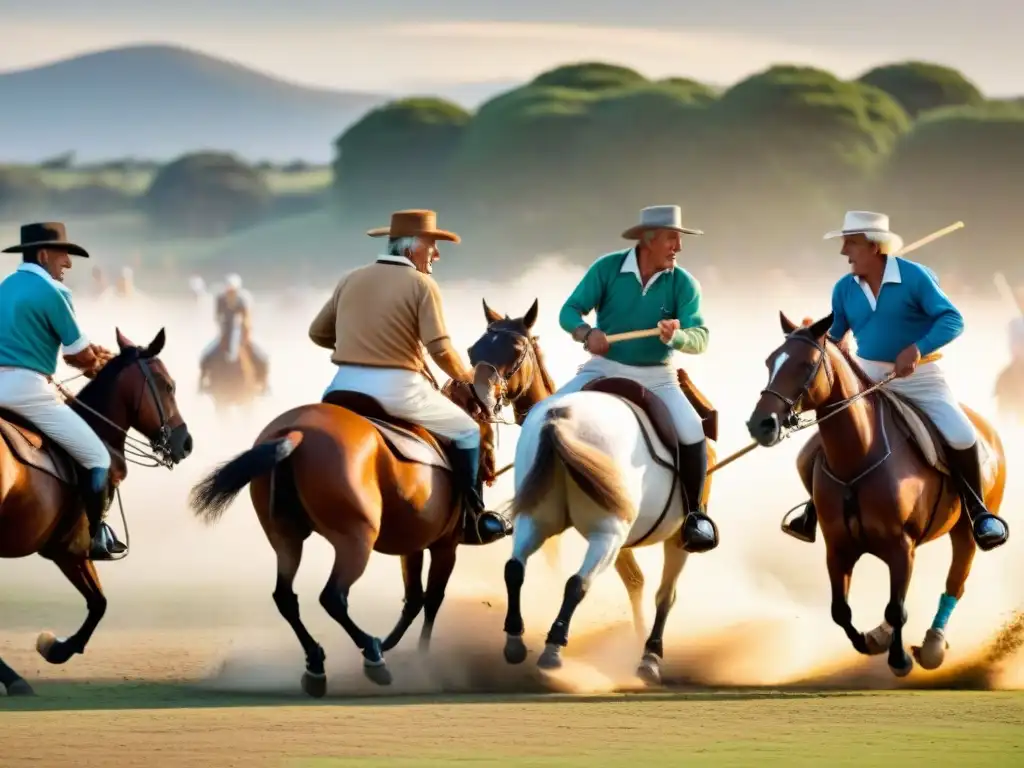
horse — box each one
[187,354,500,697]
[745,312,1007,677]
[201,318,266,413]
[467,298,718,684]
[994,360,1024,424]
[0,329,193,696]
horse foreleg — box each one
[883,537,916,677]
[502,513,555,665]
[269,531,327,698]
[826,545,870,655]
[319,531,391,686]
[537,526,628,670]
[637,540,690,686]
[381,552,424,653]
[419,542,457,653]
[36,555,107,665]
[613,549,646,643]
[913,513,974,670]
[0,656,33,696]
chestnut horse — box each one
[746,313,1007,677]
[467,299,717,684]
[188,363,499,696]
[0,329,193,696]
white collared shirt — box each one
[854,254,901,311]
[376,255,416,269]
[619,247,673,296]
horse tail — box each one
[189,430,304,524]
[512,405,634,520]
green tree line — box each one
[332,60,1023,283]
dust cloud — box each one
[2,255,1022,696]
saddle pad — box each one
[0,418,77,484]
[365,417,450,471]
[879,391,994,478]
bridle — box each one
[469,324,537,420]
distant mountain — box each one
[0,44,388,164]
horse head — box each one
[76,328,193,465]
[746,311,838,447]
[466,298,546,415]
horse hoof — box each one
[363,661,392,686]
[889,651,914,678]
[537,643,562,670]
[36,631,74,665]
[301,670,327,698]
[636,653,662,686]
[6,678,35,697]
[912,628,948,671]
[503,634,528,665]
[864,625,893,656]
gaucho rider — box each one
[0,222,125,559]
[554,205,718,554]
[198,273,270,393]
[782,211,1009,551]
[307,209,511,545]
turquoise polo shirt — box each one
[558,248,708,366]
[0,263,90,376]
[829,255,963,362]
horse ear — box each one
[809,313,835,340]
[115,327,133,350]
[779,312,798,335]
[144,328,166,358]
[523,299,539,330]
[482,299,503,324]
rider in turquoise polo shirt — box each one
[554,205,718,554]
[0,222,125,560]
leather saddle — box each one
[0,408,79,485]
[321,391,451,471]
[580,371,718,472]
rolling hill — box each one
[0,44,388,164]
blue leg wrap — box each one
[931,593,958,631]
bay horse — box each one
[746,312,1007,677]
[467,299,718,685]
[202,320,265,412]
[0,329,193,696]
[187,360,500,696]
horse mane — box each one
[529,335,558,396]
[793,326,874,391]
[74,346,141,409]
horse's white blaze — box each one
[514,392,683,548]
[768,351,789,385]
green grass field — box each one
[4,686,1022,767]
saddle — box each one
[580,370,718,471]
[0,408,78,485]
[321,391,451,471]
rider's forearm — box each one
[427,338,471,383]
[670,326,708,354]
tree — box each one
[332,97,470,216]
[530,62,647,92]
[142,152,271,237]
[0,167,51,219]
[858,62,984,119]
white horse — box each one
[465,300,716,685]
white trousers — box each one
[553,356,706,445]
[857,357,977,450]
[0,367,111,470]
[324,365,480,449]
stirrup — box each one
[781,501,816,543]
[970,512,1009,552]
[681,510,718,554]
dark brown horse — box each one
[746,313,1007,677]
[201,335,265,412]
[188,362,500,696]
[0,329,193,696]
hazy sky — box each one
[2,1,1021,95]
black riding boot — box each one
[81,468,127,561]
[449,444,512,545]
[946,443,1009,552]
[677,439,718,553]
[782,501,818,543]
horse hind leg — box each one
[913,511,974,670]
[537,520,629,670]
[418,541,457,653]
[36,555,107,666]
[637,540,690,686]
[0,657,33,696]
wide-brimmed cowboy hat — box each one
[1,222,90,258]
[824,211,904,255]
[366,209,460,243]
[621,205,704,240]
